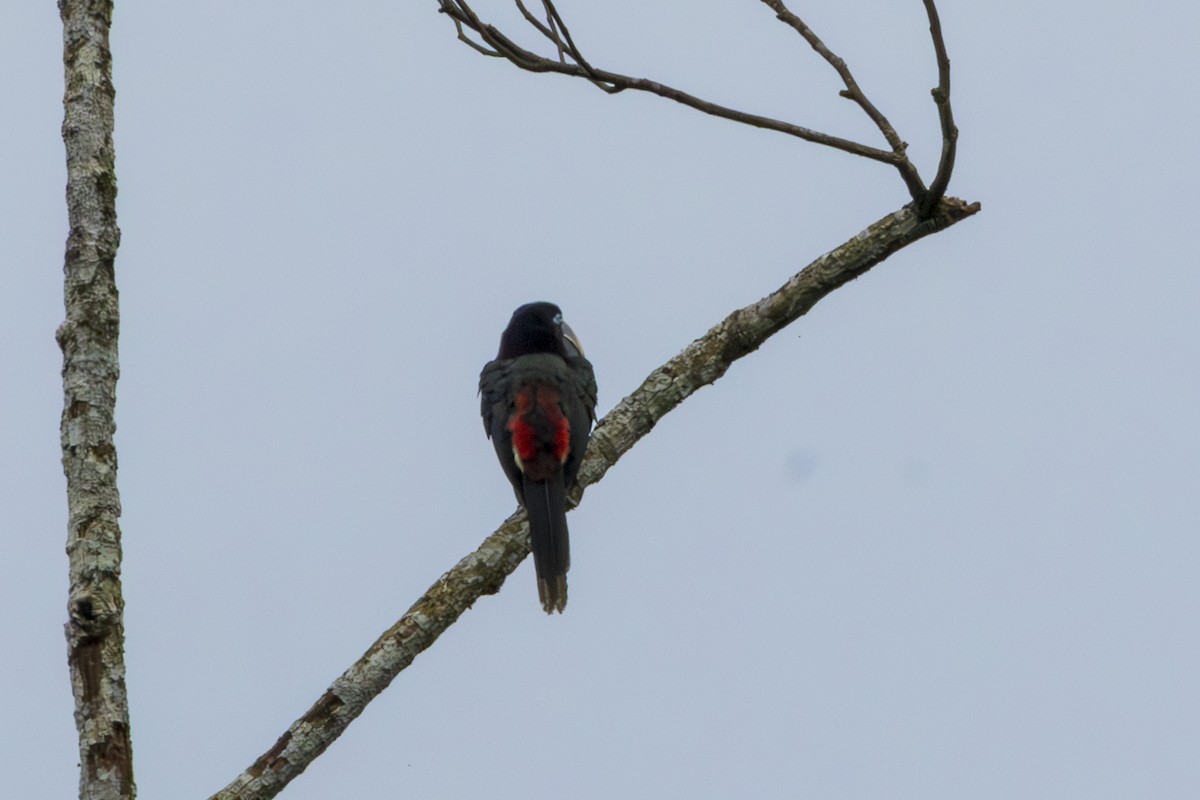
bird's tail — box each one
[523,474,570,614]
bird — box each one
[480,302,597,613]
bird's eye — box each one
[552,312,563,326]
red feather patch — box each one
[507,385,571,475]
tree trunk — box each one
[58,1,134,798]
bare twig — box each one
[756,0,926,200]
[438,1,904,163]
[921,0,957,212]
[513,0,560,51]
[541,0,566,62]
[438,1,964,212]
[207,195,979,800]
[452,14,503,58]
[510,0,623,92]
[58,1,135,799]
[539,0,604,81]
[757,3,905,151]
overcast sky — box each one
[4,2,1199,798]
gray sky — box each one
[4,1,1199,798]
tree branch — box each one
[208,195,980,800]
[438,1,964,211]
[58,1,134,799]
[437,0,909,168]
[920,0,958,212]
[756,0,927,201]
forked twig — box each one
[541,0,565,62]
[439,0,904,162]
[921,0,957,211]
[451,15,502,57]
[511,0,621,91]
[437,0,960,211]
[756,0,922,197]
[758,2,906,152]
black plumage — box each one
[480,302,597,613]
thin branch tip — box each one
[436,2,959,205]
[437,0,913,175]
[921,0,957,209]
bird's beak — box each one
[561,321,585,358]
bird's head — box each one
[497,301,584,360]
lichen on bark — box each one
[59,1,135,799]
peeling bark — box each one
[58,1,134,799]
